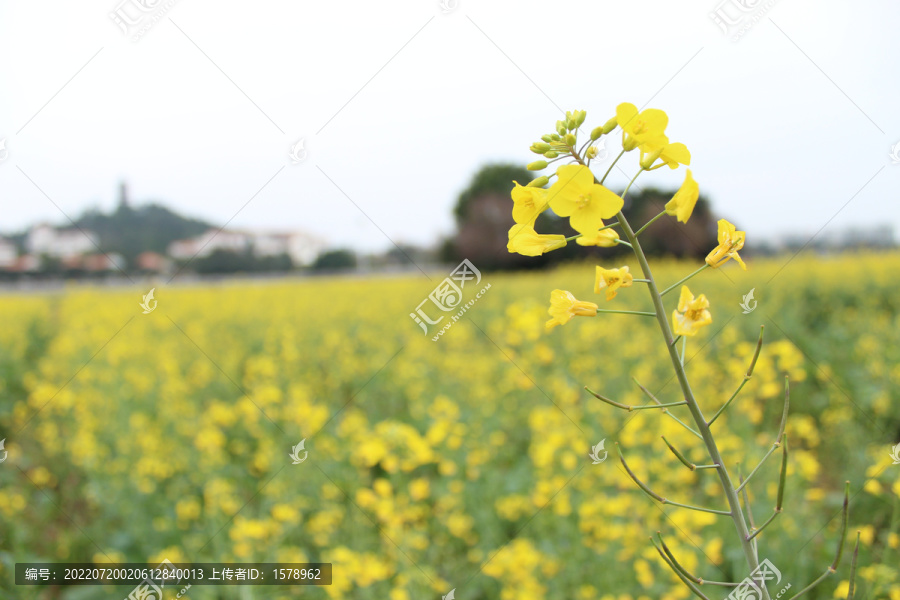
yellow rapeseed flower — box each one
[546,289,598,330]
[641,138,690,170]
[665,170,699,223]
[672,286,712,337]
[507,224,566,256]
[510,181,548,224]
[577,227,620,247]
[548,165,623,234]
[594,266,634,301]
[705,219,747,269]
[616,102,668,152]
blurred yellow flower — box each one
[507,224,566,256]
[546,289,598,330]
[672,286,712,337]
[706,219,746,269]
[548,165,623,234]
[511,181,548,224]
[665,170,699,223]
[594,265,634,301]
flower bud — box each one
[551,134,561,141]
[575,110,587,127]
[527,176,550,187]
[543,151,559,158]
[564,133,577,146]
[586,146,599,159]
[602,116,618,135]
[541,134,553,143]
[530,142,551,154]
[556,121,567,136]
[527,160,548,171]
[640,147,664,170]
[590,126,603,141]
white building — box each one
[168,229,325,266]
[26,224,98,258]
[0,238,17,268]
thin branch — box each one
[735,445,778,494]
[659,264,710,297]
[747,439,787,542]
[586,387,686,411]
[658,532,701,583]
[708,326,765,426]
[735,381,790,494]
[633,377,703,440]
[635,210,668,237]
[658,533,738,587]
[596,308,657,317]
[738,467,756,532]
[790,482,851,600]
[651,538,711,600]
[618,444,731,515]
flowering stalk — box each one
[612,197,771,596]
[511,104,853,597]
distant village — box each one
[0,183,336,277]
[0,223,326,275]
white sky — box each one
[1,0,898,252]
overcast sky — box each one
[1,0,898,252]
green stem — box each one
[635,210,668,237]
[619,444,730,515]
[614,207,769,599]
[708,327,765,426]
[633,377,703,440]
[735,445,778,494]
[621,168,643,199]
[599,148,626,185]
[660,264,710,297]
[651,539,711,600]
[586,388,686,412]
[633,278,651,283]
